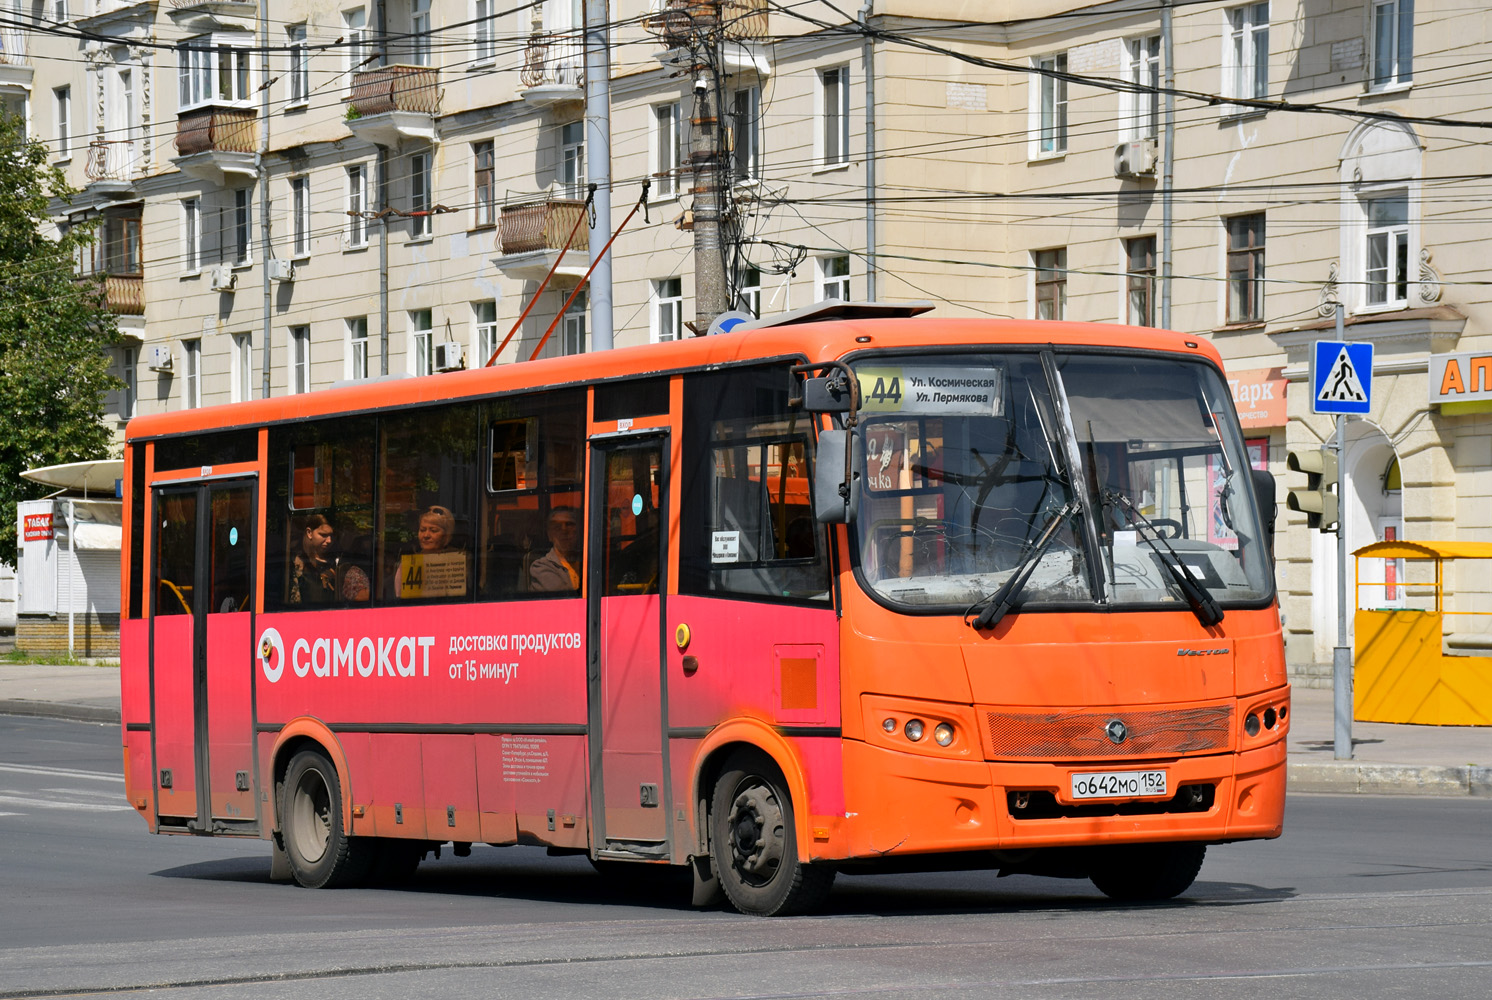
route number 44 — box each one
[867,375,902,406]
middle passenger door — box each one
[587,435,669,850]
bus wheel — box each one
[1089,842,1206,902]
[280,749,373,889]
[710,750,835,916]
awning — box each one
[1353,540,1492,560]
[20,459,124,495]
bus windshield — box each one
[849,351,1273,614]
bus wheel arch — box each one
[268,719,355,842]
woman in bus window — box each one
[397,505,469,599]
[290,514,370,604]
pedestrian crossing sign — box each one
[1312,340,1373,414]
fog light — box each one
[1263,707,1277,730]
[882,717,897,733]
[904,719,925,741]
[934,722,954,746]
[1244,712,1260,737]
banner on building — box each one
[1226,367,1288,428]
[22,513,53,542]
[1429,351,1492,406]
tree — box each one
[0,112,121,565]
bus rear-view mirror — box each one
[815,429,860,524]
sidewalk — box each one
[2,664,1487,797]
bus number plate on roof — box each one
[1070,770,1168,800]
[855,366,1006,417]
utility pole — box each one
[584,0,613,351]
[688,0,727,331]
[258,0,272,398]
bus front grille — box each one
[982,705,1233,760]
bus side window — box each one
[680,366,831,603]
[380,405,478,601]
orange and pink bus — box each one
[119,310,1288,915]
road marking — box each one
[0,793,133,812]
[0,763,124,783]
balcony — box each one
[346,65,438,146]
[520,13,584,109]
[493,196,590,280]
[166,0,258,33]
[85,140,143,199]
[0,25,31,92]
[646,0,769,77]
[172,106,258,185]
[103,274,145,316]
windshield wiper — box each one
[1102,490,1224,627]
[966,499,1077,631]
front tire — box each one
[280,749,374,888]
[710,750,834,916]
[1089,842,1206,901]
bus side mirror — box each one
[801,373,855,413]
[1251,468,1277,560]
[814,429,860,524]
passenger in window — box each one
[397,505,469,599]
[417,505,457,553]
[529,507,582,592]
[289,514,338,604]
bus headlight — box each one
[904,719,925,742]
[882,717,897,733]
[933,722,955,747]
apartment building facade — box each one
[19,0,1491,673]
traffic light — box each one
[1286,448,1339,531]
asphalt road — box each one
[1,716,1489,999]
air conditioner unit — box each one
[208,264,237,292]
[433,341,464,372]
[145,344,173,372]
[267,258,295,282]
[1114,138,1158,178]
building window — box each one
[1364,193,1408,307]
[410,152,431,238]
[562,290,587,356]
[1032,54,1068,156]
[121,346,137,419]
[290,175,310,257]
[346,164,367,247]
[474,0,496,62]
[1226,213,1266,323]
[176,38,251,111]
[1371,0,1414,88]
[1121,37,1160,140]
[344,8,367,80]
[652,103,680,198]
[290,326,310,394]
[183,339,201,409]
[347,316,369,380]
[53,86,70,160]
[1125,237,1156,326]
[1034,248,1067,320]
[473,300,498,365]
[560,120,585,200]
[232,333,251,403]
[653,277,683,343]
[731,86,761,183]
[737,265,762,318]
[232,188,252,265]
[287,24,309,105]
[410,0,432,66]
[1226,3,1269,103]
[819,65,850,167]
[183,198,201,272]
[473,140,495,228]
[819,255,850,302]
[410,308,433,375]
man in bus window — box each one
[529,507,582,593]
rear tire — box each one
[280,749,374,888]
[1089,842,1206,901]
[710,750,834,916]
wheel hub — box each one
[728,783,785,884]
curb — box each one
[0,700,120,725]
[1288,760,1492,798]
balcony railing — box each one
[520,28,584,91]
[349,65,439,117]
[104,274,145,316]
[644,0,767,46]
[0,25,27,65]
[175,106,257,156]
[499,197,589,256]
[86,139,141,183]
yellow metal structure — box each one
[1353,541,1492,726]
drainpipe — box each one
[259,0,272,398]
[377,0,390,374]
[1160,0,1174,329]
[859,2,876,301]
